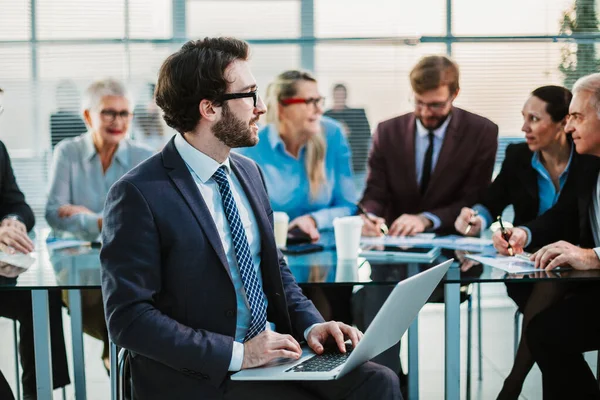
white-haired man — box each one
[494,73,600,399]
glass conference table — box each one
[3,235,600,400]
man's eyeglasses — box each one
[100,109,133,122]
[414,95,453,112]
[280,97,325,108]
[217,90,259,108]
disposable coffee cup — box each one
[333,216,364,259]
[273,212,290,248]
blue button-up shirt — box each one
[531,146,574,215]
[45,132,154,241]
[237,116,358,229]
[475,144,574,230]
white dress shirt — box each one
[174,133,266,371]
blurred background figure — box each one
[238,70,357,324]
[50,80,87,149]
[132,82,170,151]
[238,70,357,242]
[45,78,154,373]
[324,83,371,190]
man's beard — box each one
[418,113,450,130]
[212,104,259,148]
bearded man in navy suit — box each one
[100,37,401,400]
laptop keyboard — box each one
[286,345,353,373]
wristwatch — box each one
[2,214,23,223]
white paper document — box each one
[465,254,540,274]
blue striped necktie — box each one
[212,166,267,341]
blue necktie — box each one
[212,166,267,341]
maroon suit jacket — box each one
[361,107,498,234]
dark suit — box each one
[520,152,600,399]
[477,142,598,311]
[0,140,70,397]
[361,107,498,234]
[101,139,400,399]
[523,153,600,249]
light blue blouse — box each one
[45,132,154,241]
[237,116,358,229]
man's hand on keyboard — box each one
[307,321,363,355]
[241,331,302,369]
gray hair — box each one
[572,73,600,118]
[81,78,132,112]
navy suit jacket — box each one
[100,137,324,399]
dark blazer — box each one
[100,138,324,399]
[0,141,34,231]
[478,141,592,228]
[361,107,498,233]
[524,152,600,249]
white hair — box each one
[81,78,132,112]
[572,73,600,119]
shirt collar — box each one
[267,123,285,151]
[531,140,575,180]
[415,115,452,139]
[82,131,130,166]
[174,133,231,184]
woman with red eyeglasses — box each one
[238,70,358,243]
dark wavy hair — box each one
[155,37,249,134]
[531,85,572,123]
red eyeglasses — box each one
[280,97,325,107]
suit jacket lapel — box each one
[161,140,232,280]
[403,115,420,194]
[425,108,463,195]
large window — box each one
[0,0,599,222]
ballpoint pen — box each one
[464,210,479,235]
[497,216,514,256]
[356,204,389,235]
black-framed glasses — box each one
[413,95,453,112]
[99,109,134,122]
[217,90,258,108]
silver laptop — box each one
[231,259,452,381]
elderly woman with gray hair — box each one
[45,78,153,371]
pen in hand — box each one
[464,210,479,235]
[356,204,389,235]
[497,216,514,256]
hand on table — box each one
[531,240,600,271]
[289,215,320,242]
[58,204,95,218]
[389,214,432,236]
